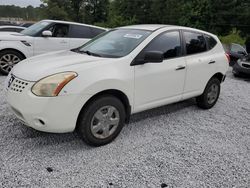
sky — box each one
[0,0,42,7]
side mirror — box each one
[42,30,52,37]
[132,51,164,66]
[144,51,164,63]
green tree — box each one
[41,0,70,20]
[84,0,110,24]
[41,0,110,24]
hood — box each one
[12,50,107,81]
[0,32,30,41]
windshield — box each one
[20,21,51,36]
[78,29,152,58]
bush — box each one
[219,29,246,45]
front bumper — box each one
[6,76,90,133]
[232,62,250,75]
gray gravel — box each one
[0,71,250,188]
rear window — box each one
[205,35,217,50]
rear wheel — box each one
[196,78,221,109]
[77,95,126,146]
[0,50,25,75]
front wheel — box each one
[77,95,126,146]
[0,50,25,75]
[196,78,221,109]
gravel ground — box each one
[0,71,250,188]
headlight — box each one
[32,72,77,97]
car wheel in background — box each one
[233,72,240,77]
[77,95,126,146]
[196,78,221,109]
[0,50,25,75]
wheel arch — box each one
[0,48,26,59]
[211,72,225,83]
[200,72,225,95]
[77,89,132,126]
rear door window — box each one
[205,35,217,50]
[184,31,207,55]
[69,25,93,39]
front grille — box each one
[242,63,250,69]
[9,77,29,93]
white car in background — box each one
[0,26,26,33]
[0,20,107,75]
[6,25,229,146]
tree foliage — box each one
[0,0,249,37]
[0,5,44,20]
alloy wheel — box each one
[0,54,21,73]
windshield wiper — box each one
[80,50,102,57]
[71,48,80,53]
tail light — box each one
[225,53,230,63]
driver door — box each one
[134,31,186,112]
[33,23,70,56]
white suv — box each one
[0,20,107,75]
[6,25,229,146]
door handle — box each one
[209,60,216,64]
[176,65,186,70]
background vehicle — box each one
[232,55,250,76]
[0,25,25,32]
[19,23,34,28]
[0,20,107,75]
[226,43,248,66]
[6,25,229,146]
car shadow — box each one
[129,98,196,124]
[14,124,93,150]
[234,75,250,82]
[9,98,196,150]
[227,68,250,81]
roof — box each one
[118,24,217,37]
[43,20,107,31]
[119,24,174,31]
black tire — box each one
[196,78,221,109]
[0,50,25,75]
[77,95,126,146]
[233,73,239,77]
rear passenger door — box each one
[182,31,217,99]
[68,25,105,49]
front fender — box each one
[0,40,33,58]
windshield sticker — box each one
[123,34,143,39]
